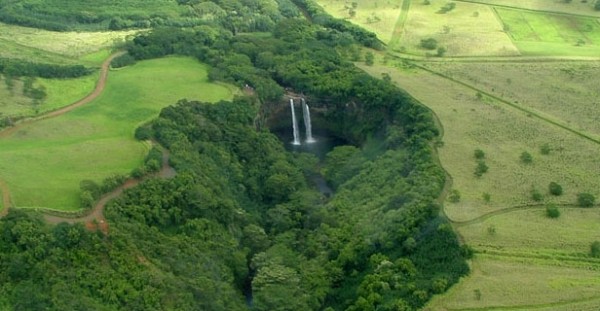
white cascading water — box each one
[302,98,315,143]
[290,99,301,145]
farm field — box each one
[360,60,600,221]
[315,0,404,43]
[0,74,97,118]
[456,0,600,16]
[495,7,600,56]
[425,256,600,310]
[0,57,236,210]
[387,0,519,56]
[0,22,139,65]
[423,61,600,139]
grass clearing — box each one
[496,7,600,56]
[315,0,404,43]
[425,255,600,310]
[358,60,600,222]
[394,1,519,56]
[423,61,600,139]
[458,208,600,258]
[0,22,139,64]
[0,57,236,210]
[455,0,600,17]
[0,74,98,118]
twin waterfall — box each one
[290,98,315,145]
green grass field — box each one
[360,60,600,221]
[456,0,600,17]
[0,22,139,65]
[458,208,600,259]
[423,61,600,139]
[425,256,600,310]
[0,57,236,210]
[315,0,404,43]
[0,74,98,118]
[496,7,600,56]
[394,0,519,56]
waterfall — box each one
[290,99,301,145]
[302,98,315,143]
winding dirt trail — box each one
[0,51,126,220]
[42,148,175,229]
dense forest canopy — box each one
[0,0,468,310]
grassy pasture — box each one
[0,57,236,210]
[496,7,600,56]
[423,61,600,139]
[315,0,404,43]
[0,74,98,118]
[0,22,139,64]
[458,208,600,259]
[395,0,519,56]
[358,59,600,222]
[455,0,600,17]
[425,256,600,310]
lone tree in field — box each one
[474,160,488,177]
[548,182,563,196]
[577,193,596,207]
[474,148,485,159]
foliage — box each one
[420,38,438,50]
[448,189,461,203]
[591,241,600,258]
[548,182,563,196]
[577,192,596,207]
[520,151,533,164]
[110,53,136,68]
[0,57,92,78]
[546,204,560,218]
[474,160,488,177]
[438,3,457,14]
[474,148,485,159]
[540,143,551,155]
[531,187,543,202]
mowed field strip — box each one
[0,22,139,65]
[0,57,236,211]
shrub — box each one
[436,46,446,57]
[548,182,563,196]
[540,143,551,155]
[520,151,533,164]
[438,2,456,13]
[546,204,560,218]
[531,188,543,202]
[482,192,490,203]
[420,38,438,50]
[474,160,488,177]
[577,193,596,207]
[448,189,461,203]
[591,241,600,258]
[474,148,485,159]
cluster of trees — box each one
[0,58,91,79]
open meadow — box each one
[396,0,519,56]
[0,74,97,118]
[360,59,600,221]
[0,57,236,210]
[495,7,600,56]
[423,61,600,139]
[0,22,139,65]
[455,0,600,16]
[315,0,404,43]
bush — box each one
[448,189,461,203]
[540,143,551,155]
[474,160,488,177]
[438,2,456,13]
[111,53,136,68]
[474,148,485,159]
[577,193,596,207]
[546,204,560,218]
[520,151,533,164]
[531,188,543,202]
[420,38,438,50]
[548,182,563,196]
[591,241,600,258]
